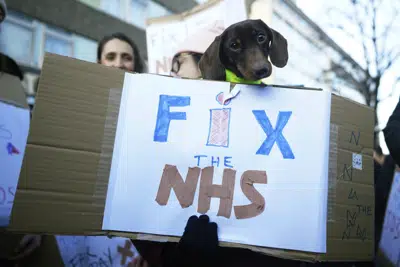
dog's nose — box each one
[253,67,269,79]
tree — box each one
[325,0,399,146]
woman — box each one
[97,32,145,73]
[170,21,224,79]
[384,98,400,166]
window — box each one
[147,1,172,19]
[128,0,148,28]
[42,26,73,63]
[128,0,172,28]
[0,15,35,65]
[44,34,73,57]
[101,0,122,18]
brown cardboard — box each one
[0,73,29,109]
[10,53,374,262]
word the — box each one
[0,186,15,205]
[194,155,233,168]
[357,205,372,216]
[153,94,295,159]
[155,164,267,219]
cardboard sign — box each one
[146,0,247,75]
[103,74,331,253]
[9,54,375,262]
[0,101,30,227]
[379,171,400,265]
[56,236,139,267]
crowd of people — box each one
[1,0,400,266]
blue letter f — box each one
[153,95,190,142]
[252,110,295,159]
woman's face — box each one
[100,38,135,72]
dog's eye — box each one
[257,34,266,43]
[229,42,241,50]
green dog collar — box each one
[225,69,262,85]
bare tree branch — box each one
[327,23,358,40]
[378,76,400,101]
[325,0,399,144]
[381,51,400,71]
[379,7,399,61]
[371,0,380,77]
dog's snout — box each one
[253,67,269,79]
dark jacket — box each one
[384,98,400,166]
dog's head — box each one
[199,19,289,81]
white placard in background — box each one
[380,172,400,264]
[146,0,247,75]
[56,236,139,267]
[103,74,331,253]
[0,102,30,227]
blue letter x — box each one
[252,110,295,159]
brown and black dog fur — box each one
[199,19,289,82]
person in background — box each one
[96,32,149,267]
[0,53,42,267]
[97,32,145,73]
[384,98,400,166]
[0,0,6,23]
[170,21,225,79]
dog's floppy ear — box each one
[268,27,289,68]
[199,35,226,81]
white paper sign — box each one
[146,0,247,75]
[352,153,362,170]
[103,74,331,253]
[56,236,139,267]
[379,172,400,264]
[0,101,30,227]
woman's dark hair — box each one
[97,32,144,73]
[0,53,24,80]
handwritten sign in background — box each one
[103,74,331,253]
[379,172,400,265]
[56,236,139,267]
[146,0,247,75]
[0,101,30,227]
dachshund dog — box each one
[199,19,289,83]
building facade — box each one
[0,0,197,107]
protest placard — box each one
[0,76,30,227]
[57,236,139,267]
[10,54,375,262]
[146,0,247,75]
[379,171,400,265]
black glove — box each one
[163,214,220,267]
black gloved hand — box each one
[163,214,220,267]
[179,214,219,253]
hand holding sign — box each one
[164,215,220,267]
